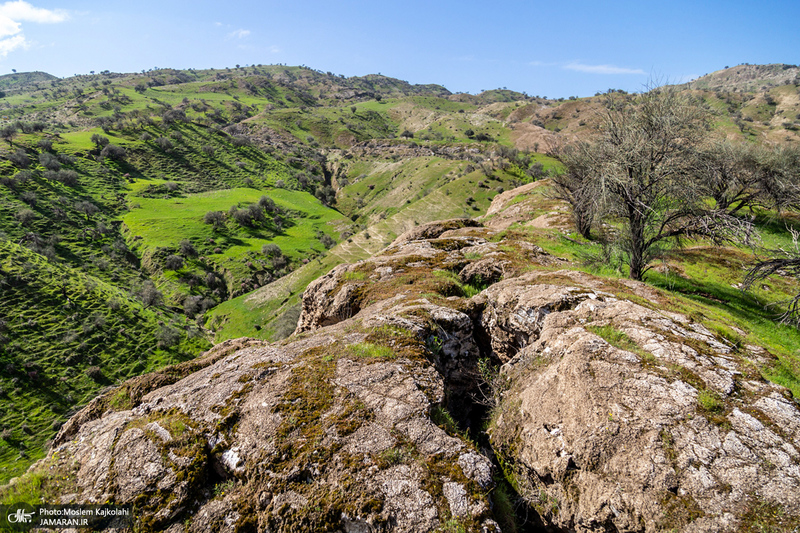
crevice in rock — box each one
[426,305,552,532]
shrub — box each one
[183,296,203,318]
[318,232,335,249]
[8,148,30,168]
[232,208,252,227]
[20,191,37,205]
[85,366,103,381]
[57,153,76,165]
[14,170,32,184]
[74,200,99,219]
[231,135,250,147]
[156,325,181,348]
[155,137,173,152]
[14,207,36,226]
[100,144,126,161]
[262,243,281,257]
[203,210,225,229]
[140,280,163,308]
[57,169,79,186]
[258,195,276,213]
[179,239,197,257]
[164,254,184,270]
[91,133,109,148]
[39,152,60,171]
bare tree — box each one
[696,140,800,215]
[549,141,599,238]
[559,86,753,280]
[744,229,800,324]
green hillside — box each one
[0,65,555,482]
[1,62,799,484]
[0,240,209,480]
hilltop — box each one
[3,182,800,532]
[688,63,800,92]
[0,61,799,487]
[0,64,558,481]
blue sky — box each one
[0,0,797,97]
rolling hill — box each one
[0,62,799,485]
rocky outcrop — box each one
[486,270,800,532]
[11,214,800,532]
[40,320,496,533]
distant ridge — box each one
[687,63,800,92]
[0,71,57,91]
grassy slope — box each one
[0,240,209,481]
[123,184,350,304]
[0,65,556,482]
[3,62,798,485]
[495,183,800,399]
[206,147,560,342]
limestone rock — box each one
[16,209,800,532]
[487,270,800,532]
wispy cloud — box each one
[227,28,250,39]
[0,1,68,57]
[563,62,646,75]
[529,60,559,67]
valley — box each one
[1,62,800,531]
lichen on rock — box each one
[9,211,800,532]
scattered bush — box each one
[8,149,30,168]
[39,152,61,171]
[262,243,281,257]
[100,144,126,161]
[85,366,103,381]
[203,210,225,229]
[164,254,184,271]
[14,207,36,226]
[231,135,250,147]
[155,137,173,152]
[20,191,37,206]
[139,280,163,308]
[155,325,181,348]
[179,239,197,257]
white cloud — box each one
[0,1,67,26]
[228,28,250,39]
[529,60,559,67]
[0,1,68,57]
[563,62,646,75]
[0,32,24,55]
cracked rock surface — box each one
[14,218,800,533]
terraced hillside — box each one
[1,62,799,484]
[0,65,559,482]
